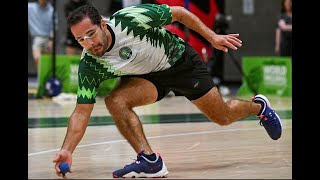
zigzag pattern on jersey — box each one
[145,27,170,53]
[110,4,169,40]
[155,4,169,25]
[95,58,126,76]
[78,73,102,86]
[144,27,185,63]
[77,86,97,99]
[84,53,126,79]
[77,73,99,99]
[77,53,126,100]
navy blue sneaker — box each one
[112,151,169,178]
[252,94,282,140]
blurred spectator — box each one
[275,0,292,57]
[28,0,56,71]
[64,0,91,55]
[122,0,141,8]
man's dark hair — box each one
[67,4,102,28]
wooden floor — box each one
[28,95,292,179]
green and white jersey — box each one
[77,4,186,104]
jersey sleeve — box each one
[110,3,172,30]
[76,58,101,104]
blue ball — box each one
[59,162,70,175]
[45,77,62,97]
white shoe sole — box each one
[122,162,169,178]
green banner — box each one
[37,54,119,98]
[237,56,292,97]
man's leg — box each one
[105,77,157,155]
[106,77,169,178]
[192,86,261,125]
[192,86,282,140]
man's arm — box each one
[53,103,93,177]
[61,103,94,153]
[170,6,242,52]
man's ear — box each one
[100,19,107,31]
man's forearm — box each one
[61,110,91,153]
[171,6,216,42]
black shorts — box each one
[122,43,215,101]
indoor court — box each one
[28,0,292,178]
[28,94,292,179]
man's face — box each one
[71,17,108,57]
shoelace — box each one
[123,155,143,168]
[130,157,141,164]
[259,110,276,126]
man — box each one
[53,4,282,178]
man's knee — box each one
[105,94,128,111]
[213,117,231,126]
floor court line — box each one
[28,125,291,157]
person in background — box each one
[275,0,292,57]
[64,0,91,55]
[122,0,141,8]
[28,0,56,71]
